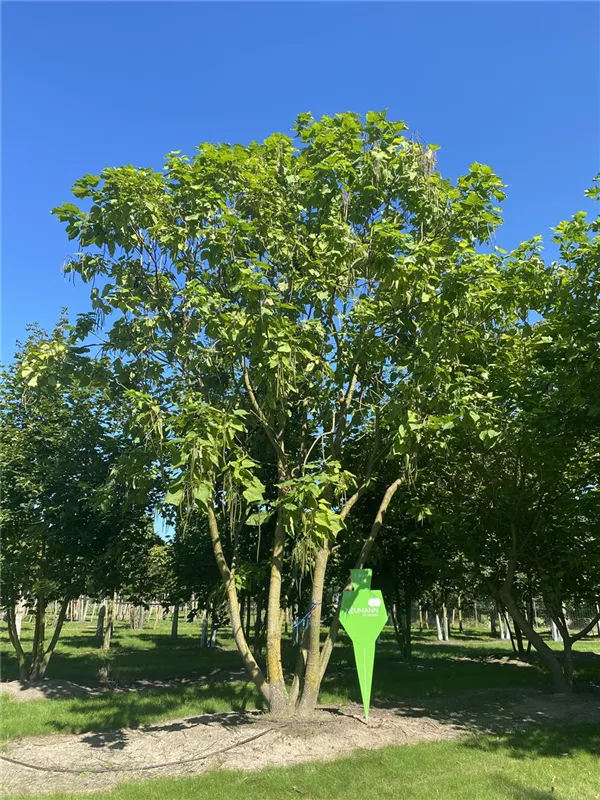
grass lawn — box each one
[3,724,600,800]
[2,620,599,742]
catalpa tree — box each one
[51,111,533,713]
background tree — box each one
[0,322,137,679]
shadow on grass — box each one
[462,721,600,759]
[36,681,264,739]
[488,777,563,800]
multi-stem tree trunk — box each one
[10,596,70,683]
[499,589,572,692]
[207,473,403,715]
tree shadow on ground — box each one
[383,685,600,757]
[462,721,600,759]
[489,776,566,800]
[43,680,265,738]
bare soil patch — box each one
[2,688,599,797]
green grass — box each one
[2,620,599,742]
[3,724,600,800]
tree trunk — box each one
[207,503,269,704]
[96,602,106,644]
[14,597,27,640]
[265,513,290,713]
[36,597,69,681]
[390,603,404,651]
[240,596,246,638]
[7,602,28,680]
[29,594,47,682]
[500,589,569,693]
[102,593,115,651]
[297,543,329,715]
[435,613,443,641]
[512,617,526,659]
[490,600,497,636]
[170,605,179,639]
[253,595,263,657]
[562,637,574,691]
[404,582,412,659]
[458,595,463,634]
[210,612,218,648]
[200,609,208,647]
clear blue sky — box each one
[2,1,599,363]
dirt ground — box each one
[2,687,599,796]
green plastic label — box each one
[339,575,387,719]
[350,568,372,590]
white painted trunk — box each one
[200,610,208,647]
[551,620,563,642]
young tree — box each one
[52,111,530,713]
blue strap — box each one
[293,602,321,630]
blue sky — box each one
[2,1,599,363]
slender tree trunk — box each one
[96,602,106,644]
[207,503,269,704]
[102,593,115,651]
[404,581,412,659]
[512,617,526,658]
[253,595,264,657]
[458,595,463,634]
[390,603,404,651]
[265,513,290,714]
[563,637,574,691]
[297,543,329,715]
[210,611,218,648]
[7,602,28,680]
[29,593,47,682]
[240,596,246,638]
[503,612,518,654]
[171,605,179,639]
[200,609,208,647]
[435,613,443,641]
